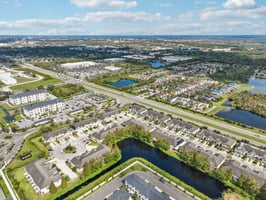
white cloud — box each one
[69,0,137,9]
[155,2,172,7]
[85,11,170,23]
[0,11,170,34]
[223,0,256,9]
[200,6,266,20]
[0,0,21,7]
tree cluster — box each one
[180,148,209,171]
[103,124,152,146]
[83,145,120,177]
[237,174,260,196]
[154,137,170,151]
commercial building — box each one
[23,98,65,119]
[9,89,49,106]
[0,70,17,85]
[24,158,61,194]
[60,61,97,69]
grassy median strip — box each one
[0,175,11,198]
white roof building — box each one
[60,61,98,69]
[0,70,17,85]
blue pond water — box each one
[149,61,167,68]
[108,79,138,88]
[56,139,227,200]
[248,77,266,94]
[216,108,266,130]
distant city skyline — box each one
[0,0,265,35]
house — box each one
[98,110,122,121]
[42,127,70,143]
[196,129,236,151]
[70,144,111,172]
[223,159,266,187]
[124,174,170,200]
[24,158,61,194]
[9,89,49,106]
[121,119,153,132]
[235,143,266,164]
[166,118,199,134]
[92,124,119,143]
[143,110,170,125]
[180,142,226,169]
[151,129,178,148]
[107,188,131,200]
[129,104,147,115]
[71,118,98,131]
[23,98,65,119]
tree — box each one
[49,181,57,194]
[83,162,91,176]
[61,177,67,188]
[154,138,170,151]
[245,176,260,195]
[237,174,245,188]
[257,183,266,200]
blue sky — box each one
[0,0,265,35]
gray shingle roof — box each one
[23,98,64,111]
[92,124,119,141]
[151,129,177,147]
[42,127,69,141]
[107,188,130,200]
[25,158,61,190]
[124,174,170,200]
[197,129,235,149]
[72,118,97,129]
[10,89,46,99]
[223,159,266,187]
[71,144,111,169]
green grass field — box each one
[10,78,61,90]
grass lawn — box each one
[16,76,36,84]
[0,103,16,111]
[8,152,121,200]
[10,167,43,200]
[0,175,10,198]
[31,137,50,156]
[10,78,61,90]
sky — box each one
[0,0,265,35]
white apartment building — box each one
[25,158,61,195]
[23,98,65,119]
[9,89,49,106]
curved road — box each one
[22,63,266,147]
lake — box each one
[56,139,227,200]
[248,77,266,94]
[149,61,167,68]
[216,108,266,130]
[108,79,138,88]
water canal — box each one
[56,138,227,200]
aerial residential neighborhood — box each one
[0,1,266,199]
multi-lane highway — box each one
[22,63,266,147]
